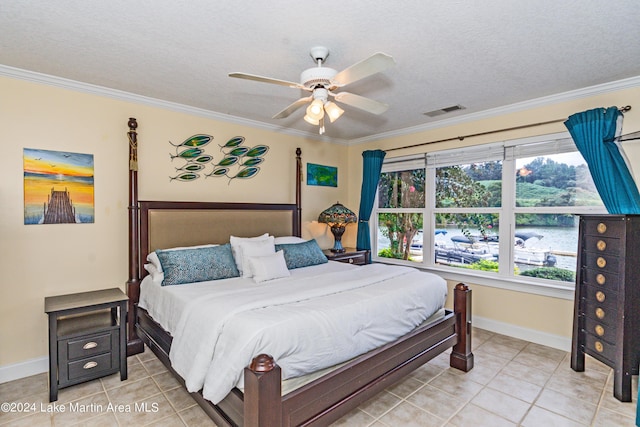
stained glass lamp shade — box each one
[318,202,357,253]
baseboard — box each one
[473,315,571,352]
[0,356,48,384]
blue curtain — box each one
[356,150,386,259]
[564,107,640,214]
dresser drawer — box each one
[584,317,616,345]
[64,332,113,360]
[585,333,616,365]
[581,268,619,292]
[583,252,619,273]
[584,295,618,327]
[584,284,617,307]
[582,218,626,238]
[583,235,620,257]
[66,352,114,382]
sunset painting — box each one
[23,148,94,224]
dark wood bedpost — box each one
[126,118,144,355]
[295,147,302,237]
[450,283,474,371]
[244,354,282,427]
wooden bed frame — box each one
[124,118,474,426]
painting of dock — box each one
[23,148,94,224]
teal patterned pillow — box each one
[275,239,328,270]
[156,244,239,286]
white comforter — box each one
[141,262,447,404]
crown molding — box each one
[0,64,344,143]
[349,75,640,145]
[3,64,638,146]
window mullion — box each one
[500,157,516,276]
[425,167,436,267]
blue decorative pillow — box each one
[275,239,328,270]
[156,244,239,286]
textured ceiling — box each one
[2,1,640,142]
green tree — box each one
[378,169,424,260]
[436,165,496,238]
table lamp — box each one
[318,202,357,253]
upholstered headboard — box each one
[138,201,299,280]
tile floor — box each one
[0,328,636,426]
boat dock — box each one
[43,188,76,224]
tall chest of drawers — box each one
[571,215,640,402]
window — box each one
[373,133,606,292]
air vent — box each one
[423,104,466,117]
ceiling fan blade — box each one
[229,72,306,90]
[272,96,312,119]
[331,53,395,87]
[333,92,389,115]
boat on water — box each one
[411,230,557,267]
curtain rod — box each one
[386,105,632,153]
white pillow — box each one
[249,250,291,283]
[146,244,218,273]
[143,263,164,284]
[230,233,270,274]
[274,236,307,245]
[238,237,276,278]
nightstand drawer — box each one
[340,253,366,265]
[67,353,114,382]
[65,332,113,360]
[323,248,369,266]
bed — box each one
[124,118,474,426]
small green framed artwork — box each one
[307,163,337,187]
[23,148,95,224]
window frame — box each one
[372,132,607,299]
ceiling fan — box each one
[229,46,395,134]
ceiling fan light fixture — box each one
[304,114,320,125]
[324,101,344,123]
[307,99,324,120]
[229,47,396,135]
[306,98,325,120]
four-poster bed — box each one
[124,118,474,426]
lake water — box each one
[378,225,580,271]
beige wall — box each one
[348,86,640,343]
[0,76,350,368]
[2,71,639,375]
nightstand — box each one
[323,248,370,265]
[45,288,128,402]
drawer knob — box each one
[596,274,606,285]
[597,223,607,234]
[83,342,98,350]
[596,240,607,251]
[348,258,354,264]
[83,361,98,370]
[595,291,606,303]
[596,257,606,268]
[595,307,605,319]
[594,341,604,353]
[595,325,605,336]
